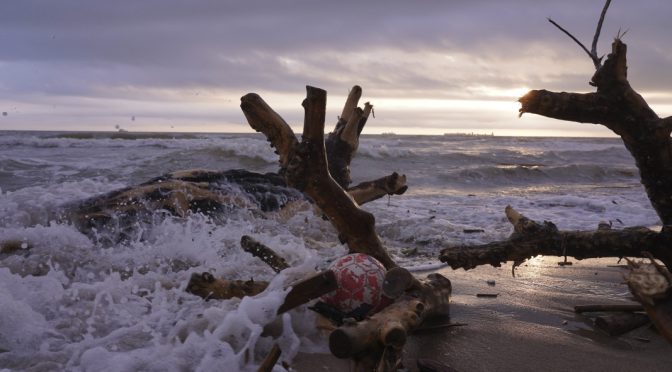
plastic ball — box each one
[321,253,387,314]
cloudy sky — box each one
[1,0,671,136]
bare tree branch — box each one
[591,0,612,67]
[547,18,595,66]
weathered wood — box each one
[439,206,672,270]
[186,269,337,315]
[329,299,424,358]
[382,267,422,299]
[626,259,672,343]
[240,93,298,171]
[257,344,281,372]
[519,39,672,230]
[574,304,644,313]
[277,270,338,314]
[327,85,365,189]
[329,273,451,358]
[594,313,650,336]
[347,172,408,206]
[284,86,396,269]
[240,235,290,273]
[186,272,268,301]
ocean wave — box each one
[50,132,202,140]
[441,163,638,186]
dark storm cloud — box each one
[1,0,671,132]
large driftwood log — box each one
[439,206,672,270]
[240,86,398,269]
[240,86,452,369]
[443,1,672,344]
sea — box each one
[0,130,660,371]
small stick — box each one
[257,344,281,372]
[476,293,499,298]
[241,235,290,273]
[574,304,644,313]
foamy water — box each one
[0,131,660,371]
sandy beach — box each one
[293,256,672,371]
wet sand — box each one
[293,256,672,371]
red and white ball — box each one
[321,253,387,314]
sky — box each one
[1,0,671,137]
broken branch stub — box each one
[329,273,451,359]
[240,93,298,171]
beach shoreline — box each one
[293,256,672,371]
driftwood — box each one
[186,272,268,301]
[439,206,672,270]
[186,269,337,315]
[240,86,452,369]
[240,86,399,269]
[441,0,672,269]
[240,235,289,273]
[594,313,650,336]
[439,0,672,344]
[257,344,282,372]
[187,236,338,314]
[625,257,672,343]
[329,271,452,359]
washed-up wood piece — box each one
[186,272,268,301]
[187,269,336,315]
[626,256,672,343]
[594,312,650,336]
[240,235,289,273]
[257,344,281,372]
[277,270,337,314]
